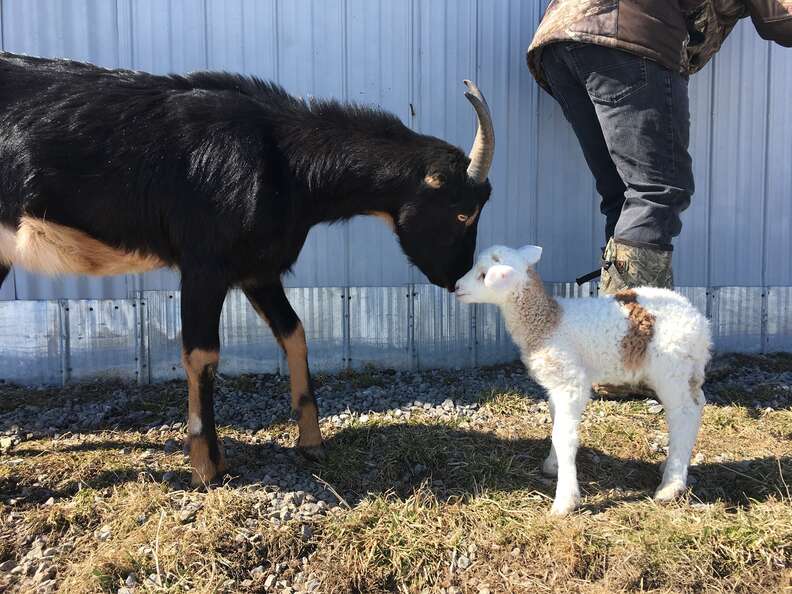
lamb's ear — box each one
[518,245,543,267]
[483,264,516,290]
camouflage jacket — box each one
[527,0,792,90]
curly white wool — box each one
[456,245,712,515]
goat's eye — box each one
[457,214,469,223]
[477,271,485,281]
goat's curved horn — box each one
[463,79,494,183]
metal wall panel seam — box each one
[705,56,717,290]
[58,300,70,386]
[760,288,768,353]
[341,0,351,368]
[273,0,280,83]
[760,43,772,293]
[407,0,419,286]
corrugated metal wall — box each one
[4,0,789,296]
[1,1,791,383]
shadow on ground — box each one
[3,422,789,513]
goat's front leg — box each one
[547,385,590,515]
[181,274,228,486]
[243,283,324,460]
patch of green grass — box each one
[476,389,533,416]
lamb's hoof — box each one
[541,458,558,478]
[549,496,579,516]
[654,480,686,502]
[297,442,327,463]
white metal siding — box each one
[1,0,790,297]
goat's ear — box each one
[484,264,516,290]
[518,245,543,267]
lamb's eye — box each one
[457,214,469,223]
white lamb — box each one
[455,245,711,515]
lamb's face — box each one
[454,244,543,305]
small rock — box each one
[300,524,313,541]
[125,573,138,587]
[0,559,17,572]
[442,398,455,411]
[648,404,664,414]
[250,565,265,578]
[162,471,176,482]
[693,453,705,464]
[264,574,277,589]
[179,503,203,524]
[359,414,369,423]
[456,555,470,569]
[43,497,55,507]
[163,439,179,454]
[95,525,112,541]
[0,437,14,451]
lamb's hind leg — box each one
[548,381,591,515]
[653,373,705,501]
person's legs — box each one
[561,43,693,291]
[541,43,628,244]
[542,43,693,293]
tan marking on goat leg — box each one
[7,216,165,276]
[182,349,226,486]
[613,289,655,370]
[281,323,323,449]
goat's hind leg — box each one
[653,373,705,501]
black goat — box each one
[0,52,494,485]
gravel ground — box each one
[0,352,790,593]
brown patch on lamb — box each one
[613,289,655,370]
[509,269,562,353]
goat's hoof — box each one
[190,459,227,488]
[654,480,686,502]
[549,496,579,516]
[188,437,227,488]
[297,442,327,463]
[541,458,558,478]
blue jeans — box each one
[541,42,694,251]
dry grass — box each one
[1,359,791,593]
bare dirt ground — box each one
[0,353,791,593]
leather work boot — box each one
[599,238,673,295]
[596,238,673,399]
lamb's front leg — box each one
[548,385,590,515]
[542,398,558,477]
